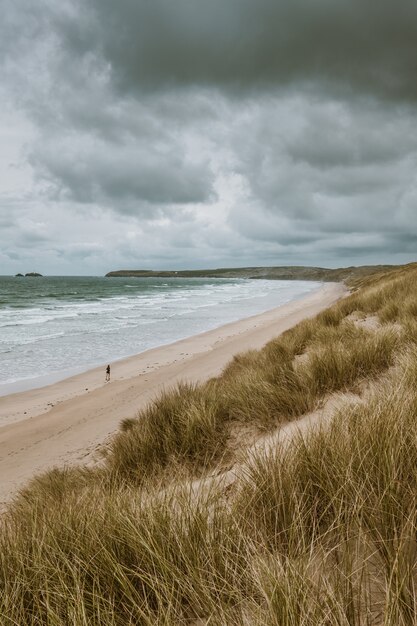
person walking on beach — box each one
[105,364,111,382]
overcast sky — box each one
[1,0,417,275]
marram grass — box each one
[2,263,417,624]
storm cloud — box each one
[52,0,417,101]
[0,0,417,274]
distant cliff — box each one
[106,264,397,284]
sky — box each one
[1,0,417,275]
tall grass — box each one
[109,382,227,485]
[2,263,417,624]
[236,351,417,624]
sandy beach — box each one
[0,282,345,508]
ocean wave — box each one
[0,313,79,327]
[0,277,321,389]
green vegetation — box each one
[2,262,417,624]
[106,263,396,283]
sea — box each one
[0,276,321,395]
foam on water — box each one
[0,276,321,394]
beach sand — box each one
[0,282,346,508]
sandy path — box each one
[0,283,345,507]
[187,390,360,501]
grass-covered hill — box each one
[2,262,417,624]
[106,263,396,283]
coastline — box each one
[0,282,346,508]
[0,278,320,399]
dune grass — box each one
[1,263,417,624]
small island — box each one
[24,272,43,277]
[15,273,24,277]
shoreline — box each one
[0,282,346,508]
[0,280,319,399]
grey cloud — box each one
[26,89,217,211]
[32,138,214,209]
[286,107,417,170]
[225,96,417,253]
[52,0,417,101]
